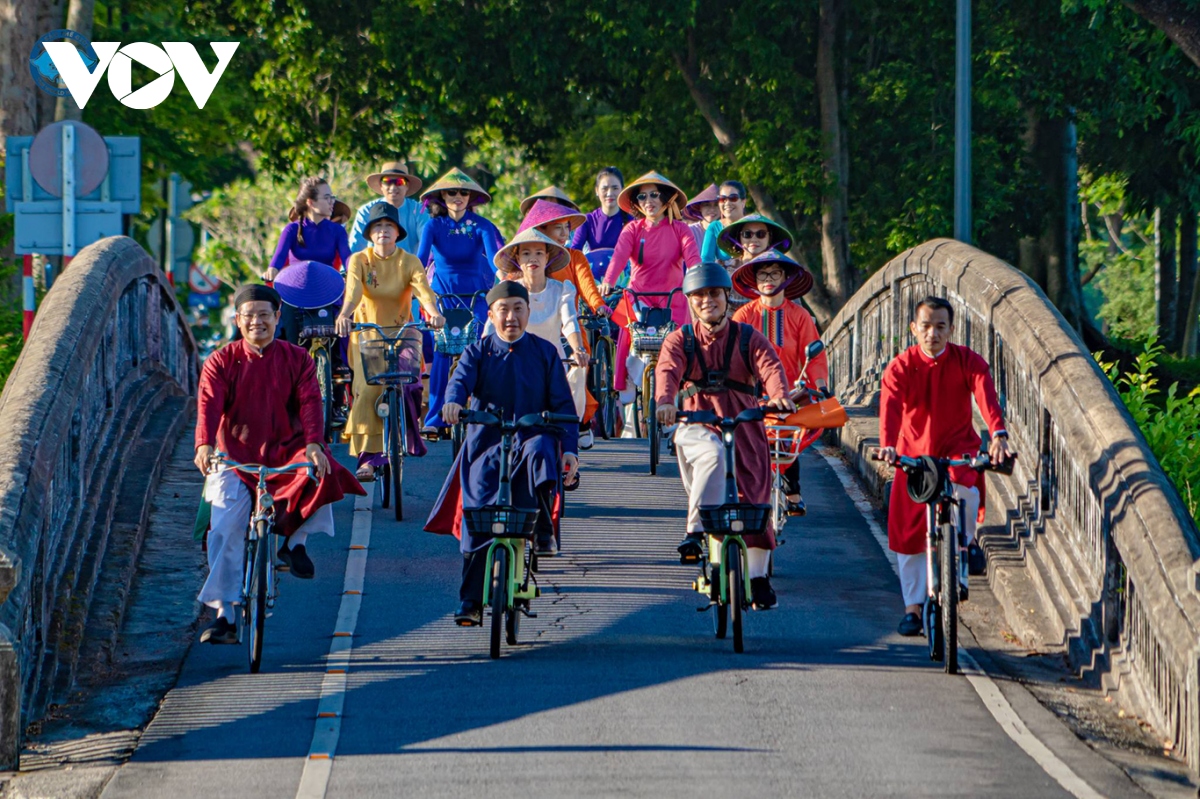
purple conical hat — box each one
[273,260,346,309]
[518,199,587,234]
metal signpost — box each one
[5,120,141,337]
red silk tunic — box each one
[196,339,365,536]
[655,321,788,548]
[879,343,1006,554]
[732,299,828,388]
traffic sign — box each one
[29,120,109,197]
[188,263,219,294]
[5,134,140,214]
[13,199,123,254]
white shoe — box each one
[579,429,594,450]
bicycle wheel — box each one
[489,546,508,660]
[314,347,334,444]
[728,543,745,654]
[247,520,269,673]
[941,524,958,674]
[646,368,658,474]
[712,564,728,639]
[593,340,615,439]
[389,389,403,521]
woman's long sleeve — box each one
[268,224,298,271]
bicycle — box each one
[208,453,315,674]
[679,407,769,654]
[763,340,844,548]
[459,408,578,659]
[620,287,682,475]
[296,306,345,444]
[578,300,619,439]
[434,291,487,457]
[355,321,425,521]
[875,449,1014,673]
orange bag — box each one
[773,396,848,430]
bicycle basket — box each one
[463,505,539,538]
[630,320,674,355]
[698,503,770,535]
[434,310,478,355]
[299,306,338,340]
[359,338,421,386]
[765,423,804,466]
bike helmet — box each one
[905,455,943,504]
[682,261,733,295]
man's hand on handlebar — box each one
[988,435,1013,466]
[764,396,796,414]
[872,446,899,466]
[194,444,216,474]
[442,402,463,425]
[305,443,329,481]
[562,452,579,485]
[657,404,677,426]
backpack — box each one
[676,322,760,402]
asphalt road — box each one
[100,436,1147,799]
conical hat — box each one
[420,167,491,207]
[618,171,688,217]
[718,213,794,257]
[731,250,814,300]
[518,199,586,234]
[493,228,571,274]
[519,185,579,215]
[273,260,346,309]
[682,183,720,222]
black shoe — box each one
[200,616,238,644]
[959,580,969,603]
[279,543,315,579]
[677,533,704,564]
[786,497,807,517]
[967,542,987,575]
[535,538,557,557]
[750,576,778,610]
[331,407,348,428]
[898,612,922,636]
[455,601,482,626]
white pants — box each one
[197,469,335,610]
[565,364,588,421]
[619,354,647,438]
[896,483,980,607]
[675,424,771,578]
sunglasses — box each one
[740,229,769,240]
[443,189,470,198]
[636,191,662,202]
[381,176,407,187]
[718,195,742,202]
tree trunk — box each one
[1017,112,1085,331]
[1124,0,1200,70]
[55,0,96,122]
[817,0,853,307]
[1178,207,1198,356]
[1155,206,1178,350]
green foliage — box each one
[1097,339,1200,526]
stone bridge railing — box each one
[827,238,1200,771]
[0,237,198,767]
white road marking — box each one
[295,487,374,799]
[818,448,1106,799]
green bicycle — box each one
[460,408,578,659]
[679,408,769,654]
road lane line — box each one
[819,449,1105,799]
[295,487,373,799]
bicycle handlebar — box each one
[677,407,765,429]
[209,452,316,481]
[352,321,426,340]
[461,409,579,431]
[437,290,487,311]
[871,451,1016,476]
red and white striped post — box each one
[22,255,35,339]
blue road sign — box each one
[5,135,140,214]
[13,200,124,255]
